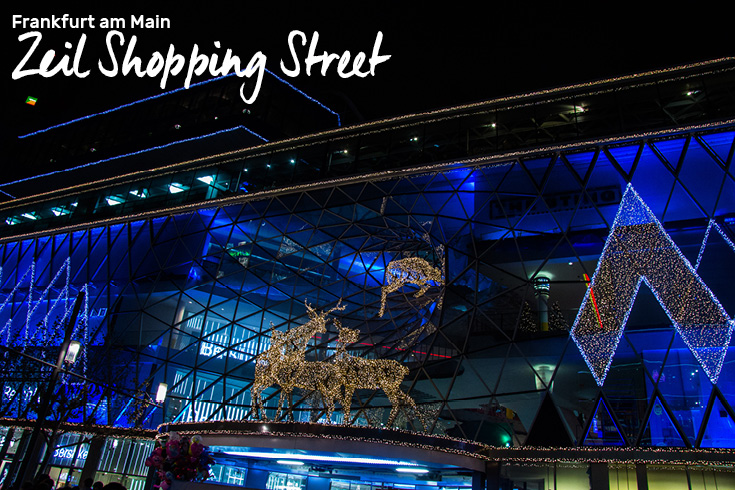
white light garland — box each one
[696,219,735,270]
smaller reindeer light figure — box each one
[333,322,423,428]
[379,245,444,317]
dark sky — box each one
[5,3,734,139]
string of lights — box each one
[18,70,340,140]
[571,184,734,386]
[1,126,268,190]
[696,219,735,270]
[157,420,735,465]
[379,245,444,317]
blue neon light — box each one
[0,126,267,189]
[263,69,341,127]
[19,71,340,139]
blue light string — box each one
[113,397,136,426]
[0,126,268,189]
[264,68,341,127]
[19,70,340,139]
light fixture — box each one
[106,196,125,206]
[197,176,214,185]
[396,467,429,474]
[168,183,186,194]
[155,382,168,403]
[224,451,421,467]
[64,341,82,364]
[276,460,304,466]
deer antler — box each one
[327,299,346,315]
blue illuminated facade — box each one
[1,59,735,490]
[2,125,734,446]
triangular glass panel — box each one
[497,392,545,446]
[699,394,735,448]
[677,137,726,216]
[663,181,707,223]
[715,174,735,219]
[630,145,675,218]
[520,157,554,189]
[496,161,540,196]
[541,164,585,232]
[700,130,735,165]
[624,284,676,332]
[658,335,713,444]
[514,196,562,235]
[603,336,648,442]
[626,329,675,393]
[639,397,686,447]
[648,138,685,173]
[582,397,626,446]
[525,392,572,447]
[562,150,596,185]
[496,343,547,394]
[477,165,512,193]
[576,165,626,231]
[607,144,641,178]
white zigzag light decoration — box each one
[571,184,734,386]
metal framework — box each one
[1,120,733,451]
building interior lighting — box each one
[197,176,215,185]
[106,196,125,206]
[155,382,168,403]
[64,341,82,364]
[276,460,304,466]
[21,213,39,220]
[222,451,421,467]
[395,468,429,474]
[169,183,186,194]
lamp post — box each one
[11,292,85,488]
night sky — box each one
[5,4,734,162]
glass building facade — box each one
[2,124,734,446]
[1,59,734,490]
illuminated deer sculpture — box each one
[333,323,423,428]
[378,245,445,317]
[250,300,344,421]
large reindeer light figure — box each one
[333,323,423,428]
[250,300,344,421]
[379,245,444,317]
